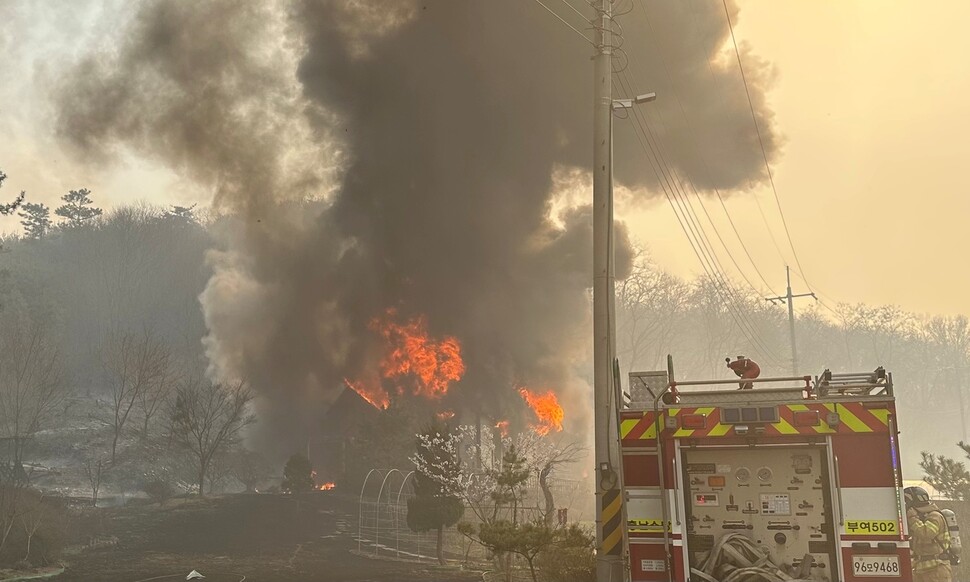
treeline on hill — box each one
[615,255,970,472]
[0,175,279,568]
[0,170,964,564]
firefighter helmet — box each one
[904,486,931,508]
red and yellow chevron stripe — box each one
[620,402,890,441]
[621,411,658,442]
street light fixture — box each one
[611,92,658,110]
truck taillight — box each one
[681,413,707,430]
[793,410,820,427]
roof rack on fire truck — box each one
[815,366,892,398]
[662,375,812,407]
[625,361,892,410]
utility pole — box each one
[592,1,625,580]
[766,266,816,375]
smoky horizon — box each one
[0,1,965,581]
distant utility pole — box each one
[766,266,816,376]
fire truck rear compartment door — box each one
[840,488,902,537]
[681,446,835,582]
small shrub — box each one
[142,479,174,505]
[281,454,314,493]
[535,524,595,582]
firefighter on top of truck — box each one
[905,486,953,582]
[725,355,761,389]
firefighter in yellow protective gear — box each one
[905,486,953,582]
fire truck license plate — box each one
[852,555,900,577]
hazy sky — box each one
[626,0,970,317]
[1,0,968,318]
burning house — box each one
[51,0,780,469]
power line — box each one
[632,86,767,299]
[527,0,787,362]
[614,108,748,348]
[682,0,789,269]
[557,0,589,21]
[614,71,767,351]
[789,269,843,317]
[720,0,813,291]
[679,0,855,321]
[651,0,844,324]
[632,3,780,297]
[614,69,784,365]
[705,0,845,319]
[612,29,784,363]
[529,0,595,45]
[751,193,789,265]
[694,195,765,294]
[713,190,777,292]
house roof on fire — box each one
[320,385,380,439]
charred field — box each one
[57,493,480,582]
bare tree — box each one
[18,490,52,562]
[536,441,584,526]
[510,432,585,526]
[169,378,254,495]
[136,362,177,437]
[204,451,234,495]
[0,319,65,466]
[0,463,31,558]
[231,448,273,493]
[616,255,688,377]
[838,303,914,365]
[82,457,108,507]
[688,277,743,376]
[922,316,970,437]
[101,329,171,463]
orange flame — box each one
[494,420,510,437]
[318,482,336,491]
[369,308,465,398]
[518,388,564,436]
[436,410,456,421]
[343,378,389,409]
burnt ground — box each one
[57,493,482,582]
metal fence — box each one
[356,468,587,564]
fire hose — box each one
[689,533,816,582]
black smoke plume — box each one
[52,0,779,452]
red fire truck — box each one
[620,363,908,582]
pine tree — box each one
[921,443,970,500]
[0,169,26,215]
[54,188,102,227]
[491,443,531,523]
[18,202,52,239]
[281,453,314,493]
[458,443,538,582]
